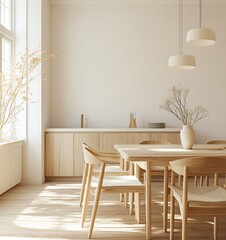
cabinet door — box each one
[132,133,151,144]
[45,133,74,176]
[150,132,180,144]
[74,133,100,176]
[100,132,150,152]
[100,132,132,152]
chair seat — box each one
[93,165,128,175]
[137,162,166,171]
[170,185,226,205]
[91,175,144,192]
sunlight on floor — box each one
[13,183,84,232]
[2,182,225,239]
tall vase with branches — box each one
[160,85,209,149]
[0,49,50,142]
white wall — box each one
[41,0,50,182]
[23,0,43,184]
[14,0,50,185]
[49,0,226,143]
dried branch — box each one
[0,49,52,141]
[160,85,208,125]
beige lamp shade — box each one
[186,28,216,46]
[168,55,196,70]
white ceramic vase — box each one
[180,125,195,149]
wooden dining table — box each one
[114,143,226,240]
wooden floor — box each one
[0,181,226,240]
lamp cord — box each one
[179,0,183,55]
[199,0,202,28]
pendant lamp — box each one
[186,0,216,46]
[169,0,196,70]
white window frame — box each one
[0,0,12,31]
[0,0,14,141]
[0,0,13,72]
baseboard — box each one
[45,177,82,182]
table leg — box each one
[145,161,152,239]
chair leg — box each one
[81,165,93,228]
[170,192,175,240]
[129,193,134,215]
[124,193,128,208]
[214,217,218,240]
[134,163,142,221]
[120,193,124,202]
[80,163,89,207]
[182,207,188,240]
[163,166,169,232]
[128,163,135,214]
[194,176,197,186]
[135,192,141,223]
[120,159,132,208]
[88,163,106,239]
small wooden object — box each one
[129,112,137,128]
[81,114,84,128]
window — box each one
[1,0,11,30]
[2,37,11,73]
[0,0,13,141]
[0,0,12,74]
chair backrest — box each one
[140,140,172,144]
[82,143,101,165]
[82,142,100,154]
[170,157,226,177]
[207,140,226,144]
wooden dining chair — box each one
[207,140,226,144]
[140,140,171,145]
[169,157,226,240]
[134,139,172,231]
[191,140,226,187]
[81,145,145,239]
[79,143,128,207]
[206,140,226,186]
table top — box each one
[115,144,226,161]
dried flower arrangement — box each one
[160,85,209,125]
[0,49,50,141]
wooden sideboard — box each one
[45,128,181,178]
